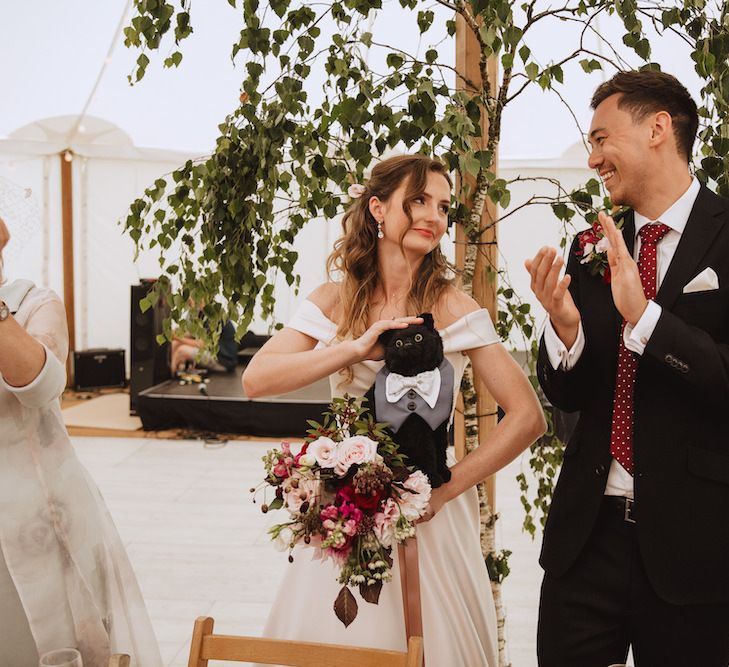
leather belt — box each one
[602,496,636,524]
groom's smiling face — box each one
[587,93,654,209]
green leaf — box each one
[135,53,150,82]
[269,496,284,510]
[416,10,434,33]
[386,53,404,70]
[163,50,183,68]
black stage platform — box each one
[136,369,331,437]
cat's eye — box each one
[395,340,404,348]
[414,334,423,342]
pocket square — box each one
[683,267,719,293]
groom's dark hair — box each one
[591,70,698,162]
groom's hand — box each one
[525,247,581,348]
[600,212,648,326]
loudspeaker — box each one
[73,348,125,391]
[130,280,170,414]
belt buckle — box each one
[624,498,635,524]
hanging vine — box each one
[123,1,729,662]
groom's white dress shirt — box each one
[544,176,701,498]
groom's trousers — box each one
[537,496,729,667]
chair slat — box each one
[202,635,409,667]
[187,616,423,667]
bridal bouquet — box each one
[256,395,431,626]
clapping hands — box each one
[524,247,580,348]
[599,211,649,325]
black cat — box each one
[364,313,454,488]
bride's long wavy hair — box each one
[327,154,455,341]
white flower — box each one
[582,242,594,256]
[307,437,338,468]
[298,453,316,468]
[334,435,379,476]
[595,236,611,253]
[272,526,295,552]
[347,183,366,198]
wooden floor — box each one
[71,435,543,667]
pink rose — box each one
[283,476,320,513]
[403,470,431,496]
[307,437,338,468]
[399,471,431,521]
[334,436,378,476]
[373,498,400,547]
[320,504,339,522]
[273,462,289,479]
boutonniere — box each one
[575,218,620,284]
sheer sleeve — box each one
[440,309,500,354]
[1,289,68,408]
[287,300,339,345]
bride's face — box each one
[371,171,450,256]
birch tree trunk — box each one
[455,14,509,667]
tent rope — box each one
[65,0,134,147]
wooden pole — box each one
[60,149,75,385]
[454,16,499,511]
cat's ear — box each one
[418,312,435,330]
[379,328,397,347]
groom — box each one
[527,70,729,665]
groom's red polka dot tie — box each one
[609,222,670,475]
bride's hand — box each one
[417,485,450,523]
[350,316,423,362]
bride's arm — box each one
[431,342,546,513]
[242,283,423,397]
[242,328,360,397]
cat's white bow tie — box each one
[385,368,441,408]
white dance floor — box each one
[71,436,542,667]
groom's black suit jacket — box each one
[538,185,729,605]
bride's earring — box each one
[377,220,384,239]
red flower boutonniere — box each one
[575,217,621,284]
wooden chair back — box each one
[187,616,423,667]
[109,655,130,667]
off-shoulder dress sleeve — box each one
[440,308,500,354]
[287,299,339,346]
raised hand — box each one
[351,316,424,362]
[525,247,580,348]
[599,212,648,325]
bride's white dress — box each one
[261,300,500,667]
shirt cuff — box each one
[543,319,585,370]
[624,301,662,355]
[0,344,66,408]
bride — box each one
[242,154,545,666]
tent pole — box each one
[60,149,75,386]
